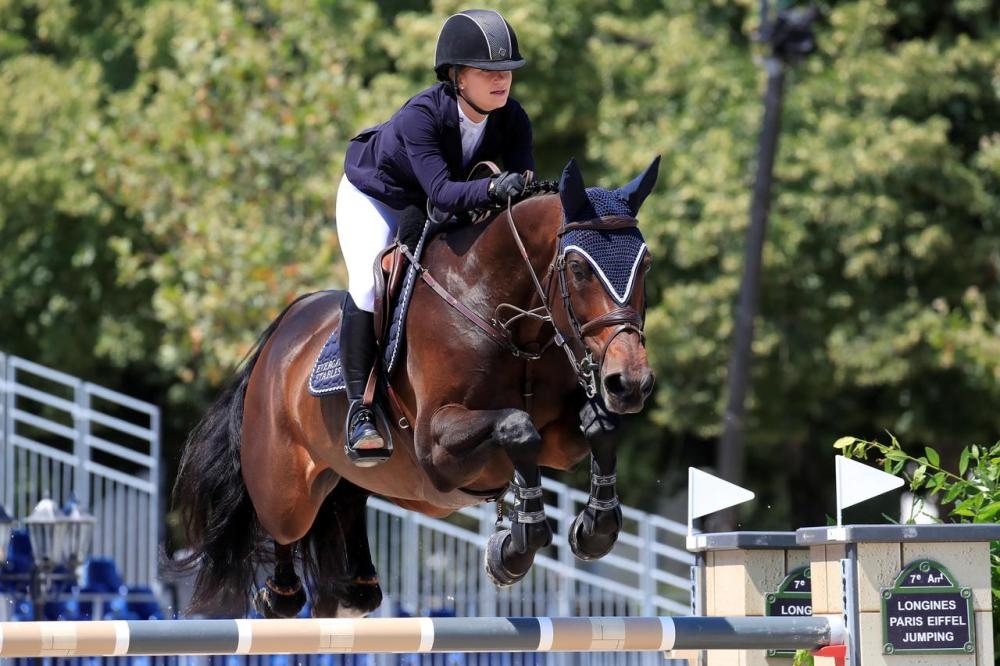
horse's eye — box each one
[568,259,590,281]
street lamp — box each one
[0,503,13,565]
[60,496,96,569]
[714,0,818,530]
[23,498,66,569]
[21,496,96,619]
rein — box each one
[402,184,643,400]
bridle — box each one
[401,187,646,399]
[549,216,646,397]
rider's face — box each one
[457,68,513,120]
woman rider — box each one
[336,9,535,466]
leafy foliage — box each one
[2,1,1000,524]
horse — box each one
[172,157,660,618]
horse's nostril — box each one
[640,373,655,397]
[604,373,625,396]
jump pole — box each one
[0,615,843,658]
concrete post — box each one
[688,531,809,666]
[798,524,1000,666]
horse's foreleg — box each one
[424,405,551,587]
[486,464,553,586]
[570,398,623,561]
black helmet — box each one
[434,9,526,81]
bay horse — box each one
[172,157,659,618]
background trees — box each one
[2,0,999,529]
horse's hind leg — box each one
[253,542,308,618]
[305,480,383,618]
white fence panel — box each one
[0,352,161,586]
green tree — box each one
[588,0,1000,521]
[0,0,158,377]
[4,0,1000,531]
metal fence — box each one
[0,352,161,586]
[1,352,694,666]
[371,485,693,620]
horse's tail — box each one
[170,294,314,617]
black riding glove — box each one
[488,171,527,205]
[579,396,621,439]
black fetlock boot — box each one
[340,295,391,467]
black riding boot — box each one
[340,294,390,466]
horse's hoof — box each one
[340,577,384,617]
[484,530,526,588]
[568,512,618,561]
[253,579,307,618]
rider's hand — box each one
[488,171,527,205]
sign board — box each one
[766,566,812,657]
[881,559,975,655]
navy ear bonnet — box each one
[557,157,660,304]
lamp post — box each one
[21,496,95,620]
[714,0,818,531]
[61,496,96,571]
[0,503,12,565]
[0,505,11,622]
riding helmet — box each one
[434,9,526,81]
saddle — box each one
[307,207,430,399]
[373,243,407,349]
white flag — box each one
[836,455,904,511]
[688,467,755,520]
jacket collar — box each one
[439,83,460,129]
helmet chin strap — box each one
[451,69,492,117]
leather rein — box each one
[398,190,645,399]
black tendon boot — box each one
[340,295,390,466]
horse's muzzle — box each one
[601,368,655,414]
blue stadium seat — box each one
[82,557,123,592]
[126,585,164,620]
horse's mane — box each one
[522,178,560,199]
[396,179,560,251]
[473,178,560,227]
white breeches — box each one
[335,175,406,312]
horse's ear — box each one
[559,158,596,222]
[620,155,661,215]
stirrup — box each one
[345,401,392,467]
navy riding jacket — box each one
[344,83,534,213]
